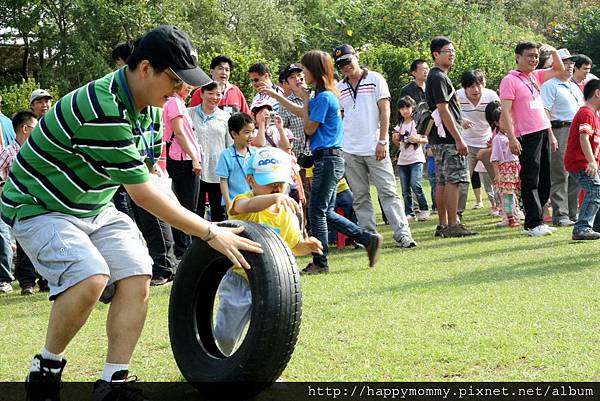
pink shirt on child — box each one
[491,132,519,164]
[162,94,200,161]
[396,121,426,165]
[499,69,550,137]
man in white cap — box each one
[29,89,53,118]
[541,48,584,226]
[4,25,262,401]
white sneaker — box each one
[0,282,13,293]
[542,224,558,233]
[396,235,417,248]
[406,215,416,222]
[473,202,483,209]
[418,210,430,221]
[524,225,552,237]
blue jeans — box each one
[398,162,429,216]
[309,155,372,267]
[0,219,13,283]
[573,170,600,234]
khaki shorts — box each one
[433,144,470,185]
[12,207,153,301]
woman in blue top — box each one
[260,50,381,274]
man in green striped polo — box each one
[1,25,262,401]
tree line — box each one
[0,0,597,117]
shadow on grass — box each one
[367,252,598,296]
[328,233,565,265]
[0,293,49,306]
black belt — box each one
[551,120,571,128]
[313,148,342,159]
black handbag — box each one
[297,153,314,169]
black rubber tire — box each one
[168,220,302,399]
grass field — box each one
[0,185,599,382]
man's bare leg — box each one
[45,275,109,354]
[445,183,460,226]
[436,183,448,226]
[105,275,151,364]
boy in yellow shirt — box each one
[214,147,322,355]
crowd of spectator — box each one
[1,25,599,400]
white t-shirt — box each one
[338,70,390,156]
[252,85,283,113]
[396,121,425,165]
[457,88,499,148]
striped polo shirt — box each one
[1,68,162,225]
[337,69,391,156]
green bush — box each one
[0,79,59,118]
[360,43,427,107]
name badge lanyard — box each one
[345,72,366,110]
[515,73,540,99]
[117,69,156,165]
[233,146,247,174]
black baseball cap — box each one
[333,44,356,63]
[283,64,303,81]
[132,25,211,87]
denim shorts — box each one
[433,144,470,185]
[12,207,153,300]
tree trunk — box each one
[21,36,30,81]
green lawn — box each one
[1,184,599,382]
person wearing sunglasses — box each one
[4,25,263,401]
[248,62,284,114]
[499,41,568,237]
[333,44,417,249]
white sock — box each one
[31,348,64,373]
[40,346,64,362]
[102,363,129,382]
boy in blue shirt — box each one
[216,113,257,213]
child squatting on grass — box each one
[564,79,600,240]
[486,101,522,228]
[214,146,323,355]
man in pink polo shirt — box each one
[500,41,567,237]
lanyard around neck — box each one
[345,69,367,108]
[117,69,155,165]
[513,71,539,98]
[232,146,248,173]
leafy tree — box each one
[565,7,600,75]
[0,78,58,117]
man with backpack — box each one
[425,36,477,238]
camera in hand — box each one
[399,130,418,150]
[268,111,278,119]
